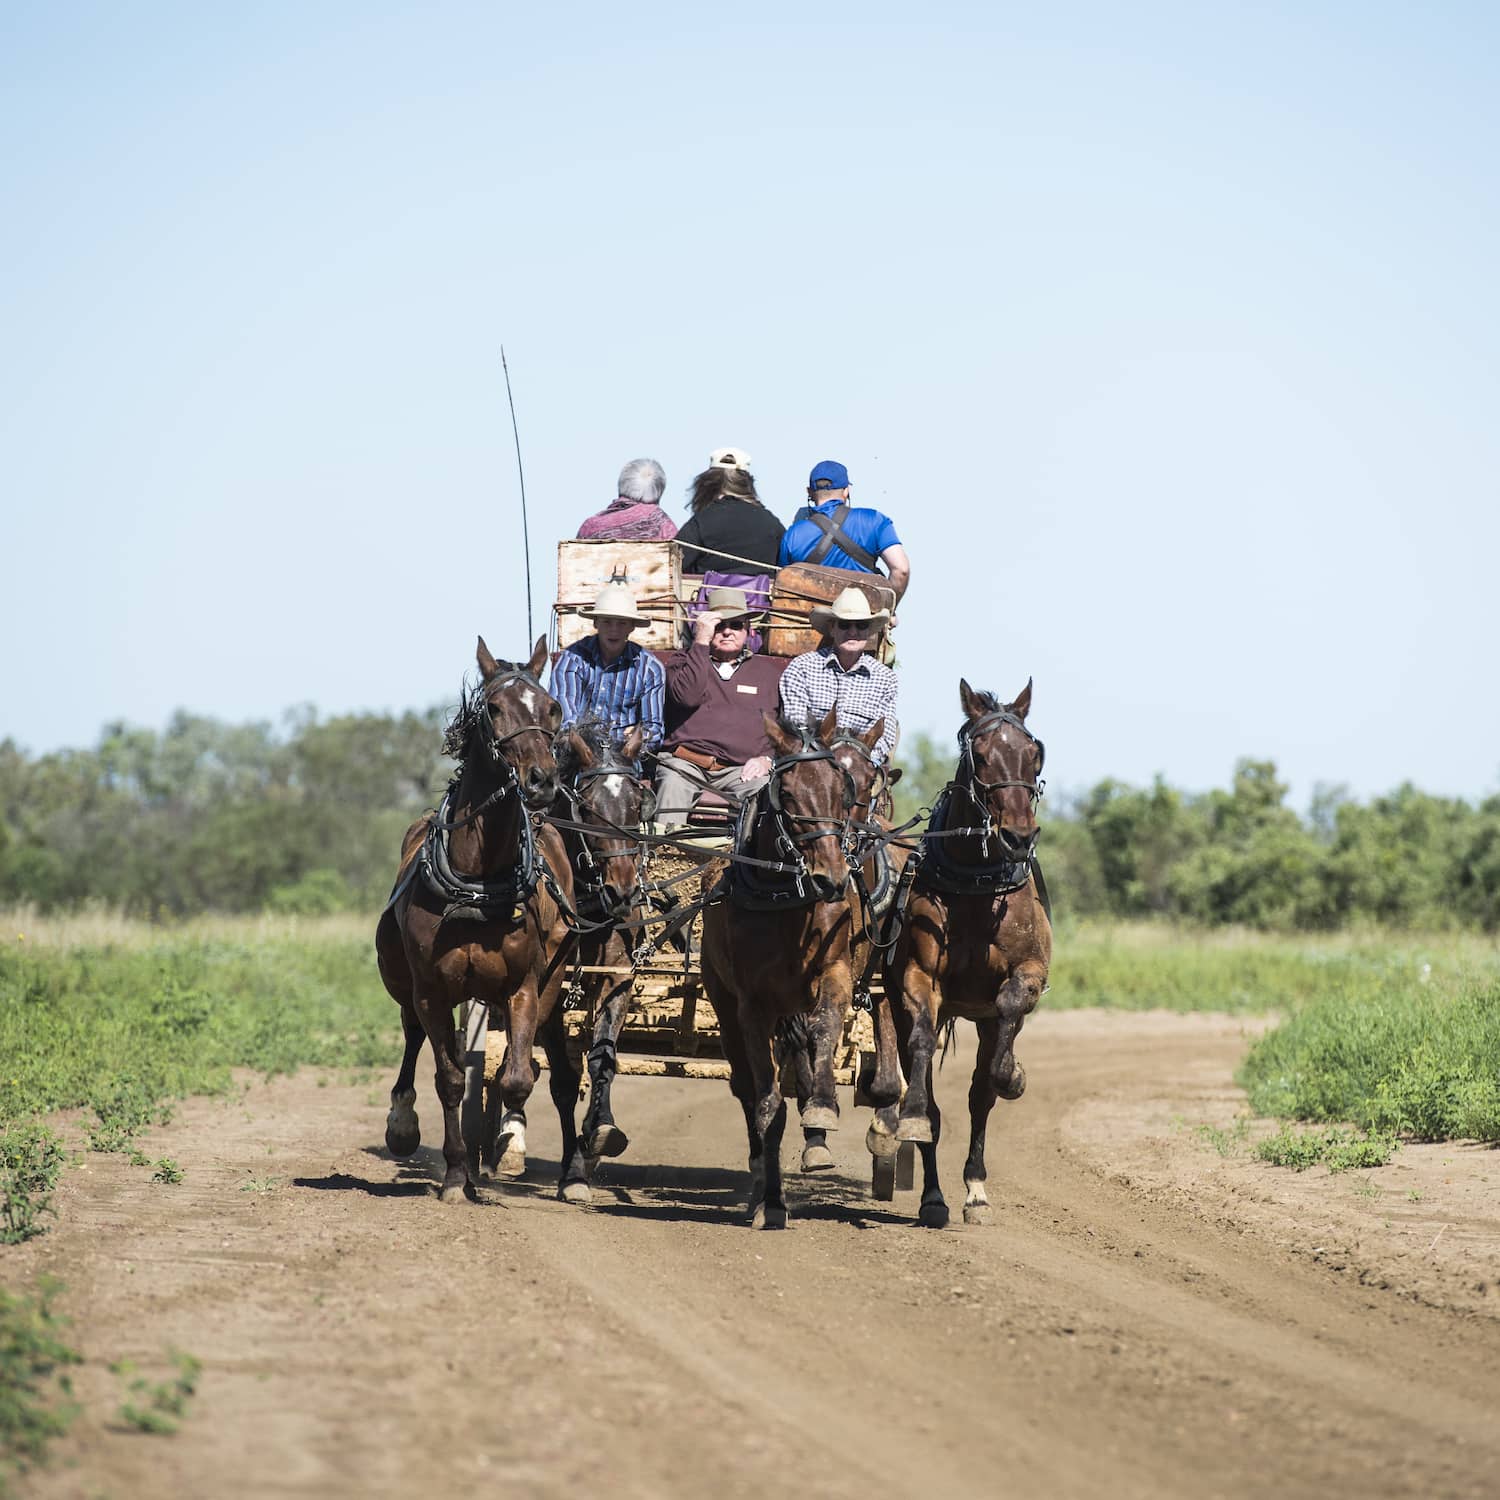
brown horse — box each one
[883,679,1051,1227]
[375,636,582,1203]
[550,721,650,1169]
[701,708,898,1228]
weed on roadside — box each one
[1192,1118,1251,1157]
[1,1125,66,1244]
[149,1160,183,1185]
[239,1175,279,1194]
[0,1278,80,1490]
[1256,1125,1399,1173]
[113,1350,201,1435]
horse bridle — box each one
[434,670,558,832]
[561,758,651,914]
[763,731,885,889]
[954,708,1046,858]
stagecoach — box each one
[469,538,904,1174]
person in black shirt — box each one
[675,447,785,575]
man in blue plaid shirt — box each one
[550,583,665,759]
[779,587,898,764]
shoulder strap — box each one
[800,504,879,571]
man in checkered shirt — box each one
[778,587,898,764]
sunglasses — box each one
[713,618,751,630]
[833,619,873,631]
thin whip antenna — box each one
[501,345,534,642]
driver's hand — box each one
[741,755,772,782]
[693,611,723,645]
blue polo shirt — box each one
[777,499,901,573]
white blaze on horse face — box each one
[603,774,625,798]
[520,686,538,715]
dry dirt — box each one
[8,1008,1500,1500]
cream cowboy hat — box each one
[703,585,764,625]
[581,581,651,627]
[810,585,890,632]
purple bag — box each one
[688,571,773,654]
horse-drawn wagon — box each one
[469,540,899,1169]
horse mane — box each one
[688,465,762,514]
[441,662,526,764]
[970,688,1001,714]
[556,717,622,778]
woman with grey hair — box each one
[577,458,678,541]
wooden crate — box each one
[555,540,685,654]
[765,563,897,660]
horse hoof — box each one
[801,1104,839,1131]
[865,1120,898,1159]
[753,1203,788,1230]
[438,1179,470,1204]
[997,1061,1027,1101]
[918,1199,950,1230]
[895,1115,933,1144]
[588,1123,629,1159]
[385,1125,420,1158]
[801,1143,836,1173]
[559,1180,591,1205]
[496,1141,527,1179]
[963,1204,993,1226]
[872,1155,896,1201]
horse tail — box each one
[937,1017,958,1070]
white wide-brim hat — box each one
[810,585,891,633]
[709,446,752,471]
[580,581,651,627]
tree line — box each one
[3,710,1497,929]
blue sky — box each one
[3,2,1497,806]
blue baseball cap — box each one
[808,459,850,490]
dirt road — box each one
[14,1011,1500,1500]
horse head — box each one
[558,723,648,919]
[763,707,887,903]
[470,634,562,809]
[957,677,1045,861]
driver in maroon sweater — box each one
[655,587,787,827]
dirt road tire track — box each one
[10,1011,1500,1499]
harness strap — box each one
[796,503,880,572]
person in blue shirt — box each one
[550,582,665,758]
[777,460,911,606]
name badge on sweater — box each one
[736,684,759,694]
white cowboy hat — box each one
[810,585,891,633]
[580,581,651,627]
[703,585,764,625]
[709,446,752,471]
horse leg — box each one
[963,1018,1001,1225]
[993,964,1046,1100]
[541,1009,591,1205]
[460,998,489,1184]
[496,990,542,1181]
[867,992,911,1189]
[384,1001,426,1158]
[866,981,903,1110]
[799,983,843,1133]
[896,970,940,1143]
[412,991,473,1203]
[915,1057,948,1228]
[582,973,633,1159]
[742,1005,788,1229]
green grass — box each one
[1238,980,1500,1140]
[0,1125,66,1245]
[0,1279,80,1493]
[1254,1125,1400,1172]
[0,932,400,1134]
[113,1350,200,1435]
[1049,921,1498,1014]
